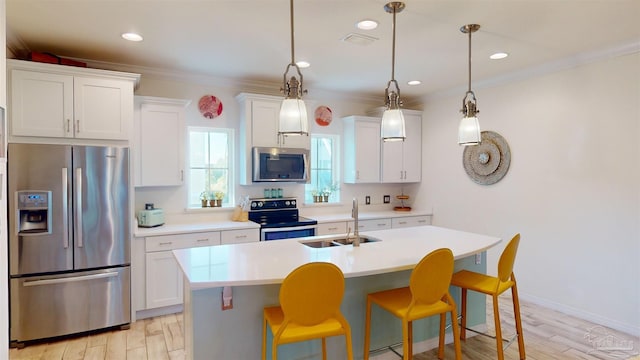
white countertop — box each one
[133,210,430,237]
[173,225,500,289]
[134,220,260,237]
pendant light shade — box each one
[458,24,481,146]
[279,0,309,138]
[279,98,309,134]
[381,2,406,142]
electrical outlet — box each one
[475,253,482,265]
[383,195,390,204]
[365,196,371,205]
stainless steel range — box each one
[248,198,317,241]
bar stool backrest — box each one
[279,262,345,326]
[497,233,521,283]
[409,248,454,306]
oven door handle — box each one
[261,224,317,233]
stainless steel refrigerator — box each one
[8,143,131,344]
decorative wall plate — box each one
[314,105,333,126]
[463,130,511,185]
[198,95,223,119]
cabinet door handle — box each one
[196,239,209,243]
[65,119,70,132]
[159,241,173,246]
[398,221,407,225]
[76,119,80,132]
[180,170,184,181]
[328,227,338,231]
[235,235,247,239]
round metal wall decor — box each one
[463,130,511,185]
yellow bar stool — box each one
[450,233,525,360]
[262,262,354,360]
[363,248,462,360]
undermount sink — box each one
[300,235,381,248]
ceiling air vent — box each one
[341,33,378,46]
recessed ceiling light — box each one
[357,19,378,30]
[296,61,310,68]
[490,52,508,60]
[407,80,421,86]
[121,32,143,42]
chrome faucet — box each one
[351,198,360,247]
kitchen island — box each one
[173,225,501,359]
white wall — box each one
[416,52,640,335]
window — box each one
[188,127,234,208]
[306,134,340,203]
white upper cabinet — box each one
[133,96,190,187]
[8,59,139,141]
[343,116,381,183]
[380,110,422,183]
[236,93,311,184]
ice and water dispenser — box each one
[16,191,52,234]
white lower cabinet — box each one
[391,215,432,228]
[316,221,350,236]
[357,218,392,231]
[220,229,259,245]
[144,232,220,311]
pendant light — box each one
[381,2,406,142]
[458,24,481,146]
[278,0,309,138]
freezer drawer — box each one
[10,267,130,343]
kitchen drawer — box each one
[316,221,348,236]
[358,218,391,231]
[392,215,432,228]
[145,231,221,252]
[221,229,259,245]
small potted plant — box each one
[210,191,224,207]
[311,189,322,203]
[200,191,209,208]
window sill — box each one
[184,206,234,213]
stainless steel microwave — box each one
[252,147,309,182]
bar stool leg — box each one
[363,296,372,360]
[493,294,505,360]
[321,338,327,360]
[511,277,526,359]
[438,313,445,359]
[449,298,463,360]
[460,288,468,340]
[408,320,413,358]
[402,319,410,359]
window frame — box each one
[306,134,340,204]
[186,126,235,209]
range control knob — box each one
[257,201,264,208]
[285,201,290,206]
[291,200,296,206]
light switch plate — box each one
[365,196,371,205]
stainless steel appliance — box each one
[252,147,309,182]
[8,143,131,345]
[248,197,317,240]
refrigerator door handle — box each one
[62,168,69,249]
[75,167,83,248]
[22,272,119,287]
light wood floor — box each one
[9,295,640,359]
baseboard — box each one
[519,293,640,337]
[135,304,184,321]
[370,324,487,360]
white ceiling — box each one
[6,0,640,102]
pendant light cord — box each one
[290,0,295,65]
[467,27,472,93]
[391,7,396,81]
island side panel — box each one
[185,256,486,360]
